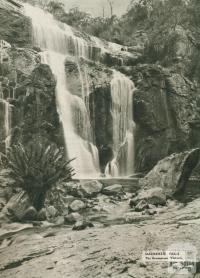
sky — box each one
[62,0,131,17]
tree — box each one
[107,0,114,17]
[46,1,65,16]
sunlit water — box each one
[23,4,135,178]
[24,4,100,178]
[105,71,135,177]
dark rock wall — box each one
[64,57,114,171]
[89,86,113,171]
[12,63,63,147]
[1,1,200,176]
[120,65,200,172]
[64,56,200,174]
[0,46,63,152]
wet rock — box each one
[72,220,94,231]
[139,149,200,196]
[64,212,83,224]
[102,184,124,196]
[37,208,47,221]
[80,180,103,197]
[89,86,113,171]
[69,200,86,212]
[2,191,31,221]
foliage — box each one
[27,0,200,73]
[25,0,200,46]
[46,1,65,16]
[5,142,75,210]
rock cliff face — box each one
[119,64,200,172]
[12,62,62,147]
[0,2,63,153]
[64,58,114,171]
[1,0,200,176]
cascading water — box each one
[105,70,135,177]
[0,40,12,150]
[24,4,100,177]
[0,99,12,150]
[4,100,12,150]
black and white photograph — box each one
[0,0,200,277]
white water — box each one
[24,4,100,177]
[4,100,12,150]
[0,76,12,151]
[0,99,12,150]
[23,4,135,178]
[105,71,135,177]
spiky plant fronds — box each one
[6,143,75,210]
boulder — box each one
[136,187,167,206]
[139,149,200,196]
[64,182,84,198]
[22,206,37,221]
[2,191,31,221]
[46,206,58,220]
[80,180,103,197]
[135,200,149,212]
[64,212,83,224]
[102,184,124,196]
[69,200,86,212]
[62,195,76,205]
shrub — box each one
[5,142,75,210]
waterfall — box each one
[24,4,100,178]
[0,78,12,151]
[4,100,12,150]
[105,71,135,177]
[0,99,12,150]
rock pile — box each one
[129,187,167,216]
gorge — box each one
[1,1,200,277]
[1,2,138,178]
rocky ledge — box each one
[0,148,200,277]
[0,192,200,278]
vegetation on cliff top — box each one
[24,0,200,44]
[22,0,200,75]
